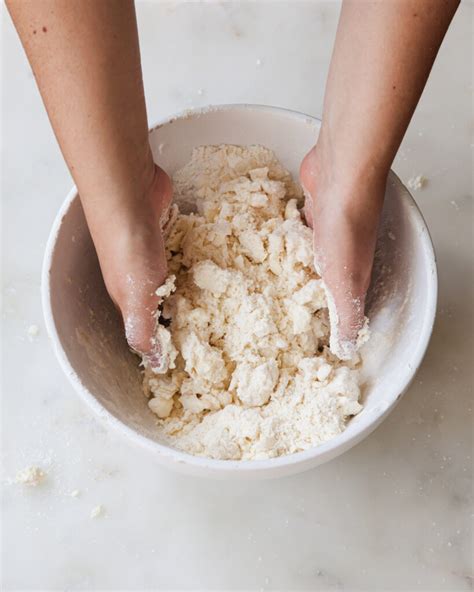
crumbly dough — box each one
[142,145,364,460]
[27,324,40,342]
[15,465,46,486]
[90,505,105,519]
[407,174,427,191]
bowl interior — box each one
[44,105,436,467]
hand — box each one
[89,164,173,367]
[300,143,385,358]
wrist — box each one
[82,157,170,237]
[300,139,387,237]
[301,137,388,218]
[315,123,390,193]
[79,140,155,216]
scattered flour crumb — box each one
[70,489,81,498]
[157,142,166,155]
[388,231,396,241]
[256,58,262,67]
[90,505,104,519]
[27,324,40,341]
[407,175,427,191]
[141,145,366,461]
[197,88,204,96]
[15,466,45,487]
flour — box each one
[90,505,104,518]
[27,324,40,342]
[141,145,365,460]
[15,465,46,486]
[407,174,427,191]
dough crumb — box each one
[27,324,40,341]
[90,505,104,519]
[70,489,81,498]
[142,145,366,460]
[407,174,427,191]
[15,465,45,486]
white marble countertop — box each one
[1,2,472,590]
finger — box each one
[323,277,367,360]
[121,275,161,354]
[121,266,173,371]
[124,305,158,357]
[322,251,371,359]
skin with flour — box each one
[142,145,364,461]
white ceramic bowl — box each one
[42,104,437,479]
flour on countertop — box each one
[27,324,40,341]
[141,145,366,460]
[15,465,46,486]
[407,174,427,191]
[90,505,104,519]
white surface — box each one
[43,105,437,478]
[1,1,472,589]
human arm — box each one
[300,0,459,358]
[6,0,169,365]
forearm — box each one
[319,0,459,188]
[6,0,153,238]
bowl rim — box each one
[41,103,438,474]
